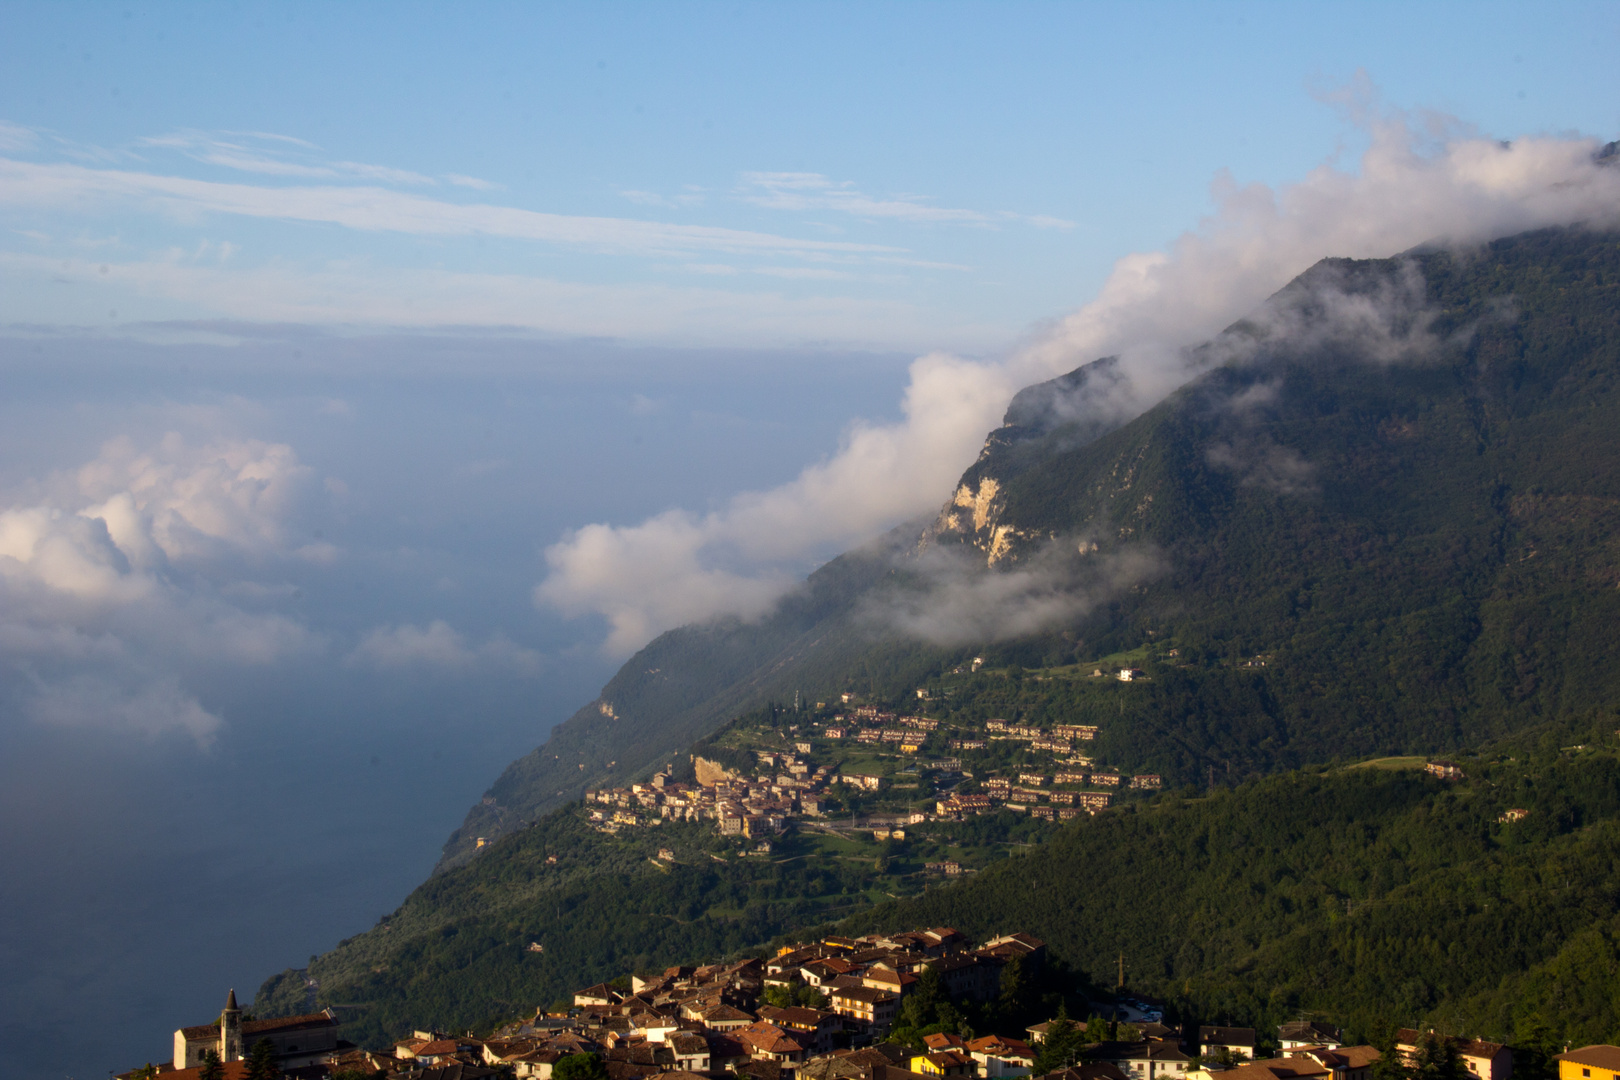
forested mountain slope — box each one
[842,724,1620,1056]
[270,227,1620,1052]
[916,227,1620,768]
[447,226,1620,866]
[266,720,1620,1055]
[438,523,956,868]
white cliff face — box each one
[926,472,1034,566]
[955,476,1001,533]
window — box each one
[1582,1070,1590,1077]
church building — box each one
[173,990,342,1070]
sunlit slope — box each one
[276,226,1620,1051]
[438,523,957,869]
[455,226,1620,866]
[925,226,1620,767]
[842,731,1620,1053]
[268,724,1620,1052]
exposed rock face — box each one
[693,756,739,786]
[922,355,1131,566]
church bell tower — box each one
[221,988,244,1062]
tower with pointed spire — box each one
[221,988,243,1062]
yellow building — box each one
[1556,1047,1620,1080]
[911,1050,977,1077]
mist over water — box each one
[0,332,912,1078]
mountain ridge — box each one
[441,225,1620,867]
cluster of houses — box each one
[577,702,1159,843]
[128,930,1620,1080]
[585,760,832,839]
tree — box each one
[1034,1017,1086,1074]
[555,1052,610,1080]
[997,955,1037,1026]
[900,968,946,1031]
[1371,1032,1411,1080]
[763,984,799,1009]
[1411,1034,1468,1080]
[246,1036,279,1080]
[199,1050,224,1080]
[796,985,829,1010]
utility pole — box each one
[1117,951,1125,991]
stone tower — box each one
[221,988,244,1062]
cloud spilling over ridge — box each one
[866,541,1164,647]
[538,106,1620,656]
[0,435,323,744]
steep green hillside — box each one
[920,226,1620,766]
[259,794,1054,1048]
[844,719,1620,1055]
[266,719,1620,1057]
[282,226,1620,1052]
[455,228,1620,870]
[439,524,961,869]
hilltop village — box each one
[578,682,1166,846]
[125,924,1612,1080]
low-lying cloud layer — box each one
[0,432,538,744]
[349,620,542,676]
[868,541,1164,647]
[0,435,323,743]
[538,107,1620,655]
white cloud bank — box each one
[0,435,323,744]
[537,107,1620,656]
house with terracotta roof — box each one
[1037,1066,1132,1080]
[912,1049,978,1077]
[697,1003,759,1031]
[980,933,1046,973]
[758,1004,842,1053]
[830,984,899,1032]
[1100,1040,1192,1080]
[968,1034,1037,1077]
[1278,1023,1342,1050]
[1200,1027,1256,1062]
[1555,1046,1620,1080]
[1395,1031,1511,1080]
[1189,1046,1380,1080]
[736,1022,809,1063]
[576,983,623,1007]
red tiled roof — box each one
[417,1039,466,1055]
[243,1011,336,1035]
[160,1064,253,1080]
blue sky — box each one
[1,3,1618,1075]
[3,1,1615,349]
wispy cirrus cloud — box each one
[0,157,901,261]
[737,171,1074,229]
[447,173,503,191]
[620,187,705,208]
[0,249,1006,349]
[139,129,438,185]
